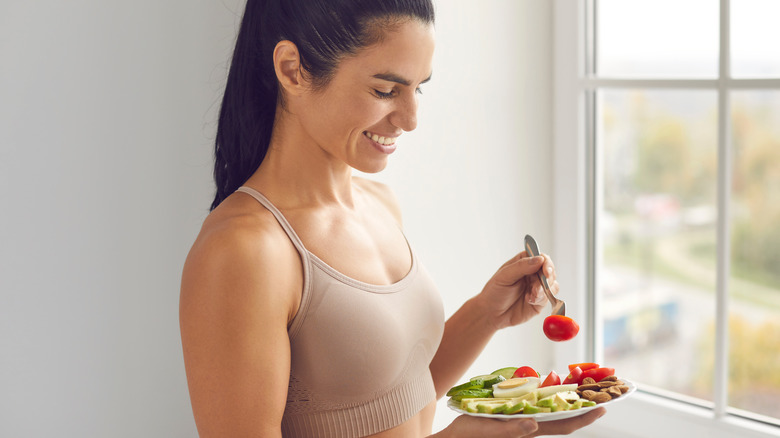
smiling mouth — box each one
[363,131,397,146]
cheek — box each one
[303,86,389,144]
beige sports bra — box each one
[236,186,445,438]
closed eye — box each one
[373,89,395,99]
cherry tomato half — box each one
[540,370,561,388]
[581,366,616,383]
[568,362,599,373]
[542,315,580,342]
[512,366,540,379]
[562,366,583,385]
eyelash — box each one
[373,88,423,100]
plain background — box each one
[0,0,556,436]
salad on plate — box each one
[446,363,635,421]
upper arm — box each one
[179,220,301,437]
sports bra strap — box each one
[236,186,309,256]
[235,186,312,339]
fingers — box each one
[493,254,545,286]
[448,407,604,437]
[525,254,560,306]
[542,254,556,282]
[449,415,538,437]
[534,407,606,436]
[498,250,531,270]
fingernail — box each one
[528,256,543,264]
[546,266,553,274]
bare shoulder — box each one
[179,193,302,435]
[181,192,303,326]
[180,195,303,336]
[354,176,403,225]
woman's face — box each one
[296,19,435,173]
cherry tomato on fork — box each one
[542,314,580,342]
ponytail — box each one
[211,1,278,210]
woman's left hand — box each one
[475,251,558,330]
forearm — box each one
[429,296,497,399]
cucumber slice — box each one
[450,388,494,401]
[490,367,518,380]
[470,373,506,387]
[446,378,485,397]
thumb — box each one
[494,255,544,286]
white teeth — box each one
[365,132,396,145]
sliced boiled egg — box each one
[492,377,541,398]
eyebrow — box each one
[373,72,433,86]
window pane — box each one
[728,91,780,421]
[731,0,780,78]
[598,90,718,403]
[596,0,718,78]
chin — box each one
[353,159,390,174]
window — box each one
[553,1,780,436]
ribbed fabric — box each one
[236,186,445,438]
[281,368,436,438]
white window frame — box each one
[552,1,780,436]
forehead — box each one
[337,19,435,84]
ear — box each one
[273,40,307,96]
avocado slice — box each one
[477,401,509,414]
[463,400,480,413]
[553,393,572,411]
[522,405,551,414]
[536,395,556,408]
[512,391,538,406]
[503,400,527,415]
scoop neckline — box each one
[306,249,418,294]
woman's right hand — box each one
[433,407,605,438]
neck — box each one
[245,115,356,209]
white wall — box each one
[0,1,553,436]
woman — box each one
[179,0,605,436]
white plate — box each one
[447,378,636,422]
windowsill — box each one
[581,389,780,438]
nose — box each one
[390,93,418,132]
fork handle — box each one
[536,271,558,306]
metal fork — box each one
[524,234,566,316]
